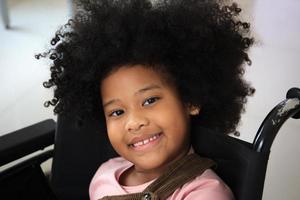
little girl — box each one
[41,0,254,199]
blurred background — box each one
[0,0,299,199]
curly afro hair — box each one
[38,0,254,134]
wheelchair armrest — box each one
[253,87,300,153]
[0,119,56,166]
[0,149,57,200]
[0,149,54,177]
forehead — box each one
[100,65,171,96]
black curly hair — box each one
[38,0,254,134]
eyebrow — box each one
[134,84,162,96]
[102,84,162,108]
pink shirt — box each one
[89,157,234,200]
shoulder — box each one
[89,157,132,200]
[169,169,235,200]
[97,157,131,173]
[90,156,132,182]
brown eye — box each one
[143,97,161,106]
[109,109,124,117]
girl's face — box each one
[101,65,192,173]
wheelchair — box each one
[0,87,299,200]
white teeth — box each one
[143,139,150,144]
[131,134,160,147]
[136,141,143,146]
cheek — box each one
[153,105,190,135]
[106,120,123,146]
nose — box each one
[125,112,150,133]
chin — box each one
[134,156,168,171]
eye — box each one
[143,96,161,106]
[108,109,124,117]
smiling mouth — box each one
[129,133,162,148]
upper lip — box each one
[128,132,161,145]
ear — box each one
[187,104,201,116]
